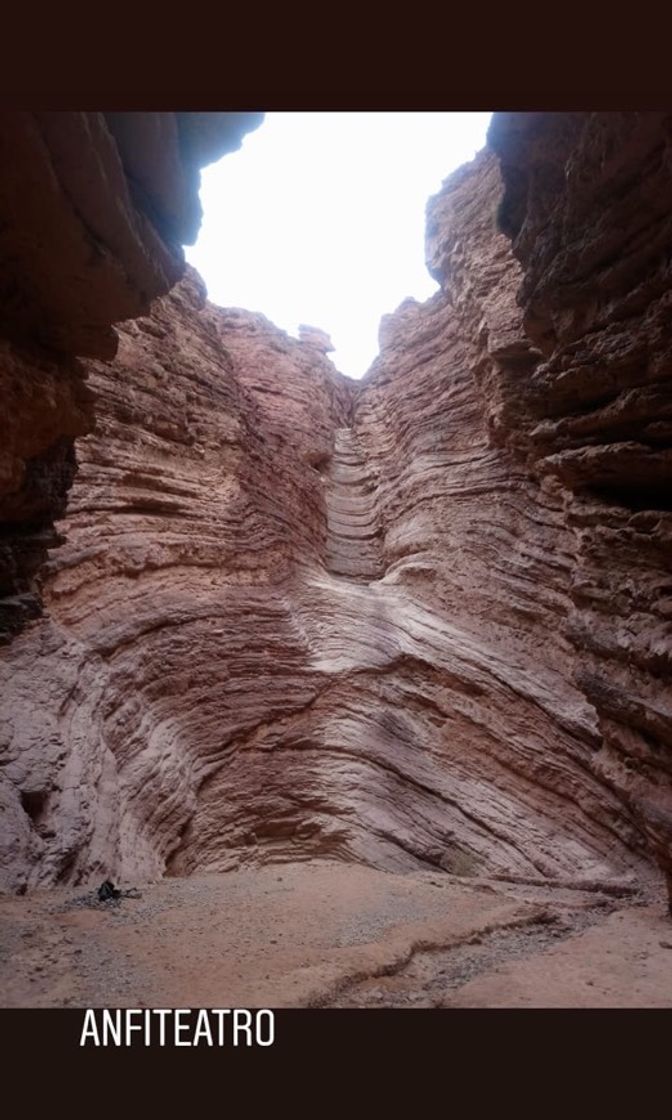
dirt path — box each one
[0,861,669,1008]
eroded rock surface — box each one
[488,113,672,904]
[0,111,261,637]
[0,113,669,914]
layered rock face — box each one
[488,114,672,901]
[0,112,669,903]
[0,111,261,637]
[0,276,357,888]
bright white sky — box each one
[186,112,492,379]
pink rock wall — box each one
[0,113,669,903]
[0,111,261,637]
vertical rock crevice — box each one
[324,427,384,582]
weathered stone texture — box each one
[0,111,261,637]
[0,113,669,905]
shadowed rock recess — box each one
[0,111,262,639]
[0,112,670,914]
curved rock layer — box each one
[0,113,669,902]
[0,111,262,637]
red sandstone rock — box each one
[489,112,672,901]
[298,325,336,354]
[0,113,669,912]
[0,111,261,637]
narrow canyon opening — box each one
[0,110,671,1009]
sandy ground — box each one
[0,861,670,1008]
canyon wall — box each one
[0,111,261,638]
[488,113,672,900]
[0,113,669,901]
